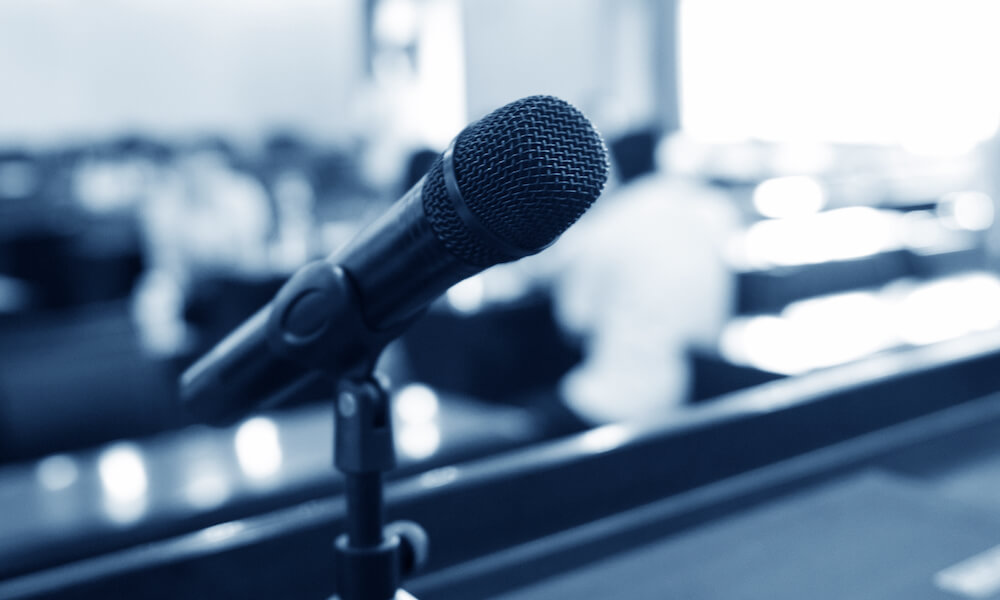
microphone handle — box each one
[180,306,322,424]
[180,175,478,423]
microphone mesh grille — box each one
[423,95,609,266]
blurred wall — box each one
[462,0,675,136]
[0,0,364,144]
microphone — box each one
[180,95,609,424]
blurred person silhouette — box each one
[132,140,274,357]
[547,130,739,425]
[260,132,320,271]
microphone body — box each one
[181,95,609,424]
[338,176,479,330]
[181,176,477,423]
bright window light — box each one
[897,274,1000,345]
[743,207,900,267]
[752,176,826,218]
[938,191,995,231]
[780,292,895,369]
[680,0,1000,152]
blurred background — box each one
[5,1,1000,598]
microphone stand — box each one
[331,376,426,600]
[262,263,429,600]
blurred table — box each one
[0,387,551,588]
[489,471,1000,600]
[7,330,1000,599]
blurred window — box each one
[680,0,1000,155]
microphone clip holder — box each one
[266,262,427,600]
[267,261,409,380]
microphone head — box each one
[423,95,609,266]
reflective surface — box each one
[0,388,544,580]
[6,330,1000,599]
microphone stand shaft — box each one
[346,472,385,548]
